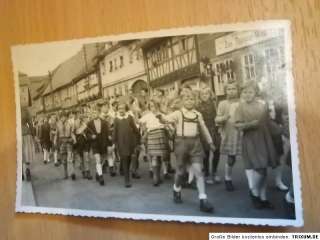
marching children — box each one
[40,115,51,164]
[160,91,215,213]
[139,100,169,186]
[267,100,289,191]
[196,86,221,184]
[234,81,278,209]
[215,82,242,191]
[281,105,295,218]
[113,100,140,188]
[56,112,76,180]
[100,102,117,177]
[87,106,110,186]
[74,112,93,180]
[21,107,35,181]
[49,114,60,167]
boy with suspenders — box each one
[160,91,215,213]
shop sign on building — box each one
[215,29,281,55]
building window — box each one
[120,56,124,68]
[181,38,187,51]
[243,53,256,81]
[114,58,118,70]
[109,61,113,72]
[209,58,236,96]
[225,60,235,82]
[136,49,141,60]
[265,47,282,87]
[129,52,134,64]
[101,60,106,75]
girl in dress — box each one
[113,101,140,188]
[234,81,278,209]
[139,100,170,186]
[215,82,242,191]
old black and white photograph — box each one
[12,21,302,226]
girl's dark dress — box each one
[40,122,51,151]
[235,100,279,169]
[113,115,140,184]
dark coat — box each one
[113,115,140,157]
[87,118,110,154]
[40,122,51,150]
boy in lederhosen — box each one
[160,91,215,213]
[87,106,110,186]
[56,111,76,180]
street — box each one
[22,151,293,219]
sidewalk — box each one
[21,181,36,206]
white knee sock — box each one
[107,147,114,167]
[95,154,102,176]
[192,163,207,200]
[245,169,254,190]
[251,170,262,197]
[67,151,74,175]
[43,149,48,162]
[259,175,268,201]
[83,152,90,171]
[225,163,232,181]
[54,151,58,163]
[163,161,168,175]
[275,166,288,190]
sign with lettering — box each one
[215,29,281,55]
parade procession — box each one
[18,30,296,219]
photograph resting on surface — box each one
[12,20,303,226]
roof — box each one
[28,75,50,100]
[138,37,169,50]
[96,40,139,61]
[43,43,104,95]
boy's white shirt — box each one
[93,118,102,133]
[163,107,213,145]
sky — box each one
[12,41,84,76]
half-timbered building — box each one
[42,43,103,112]
[141,35,201,95]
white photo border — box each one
[12,20,303,227]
